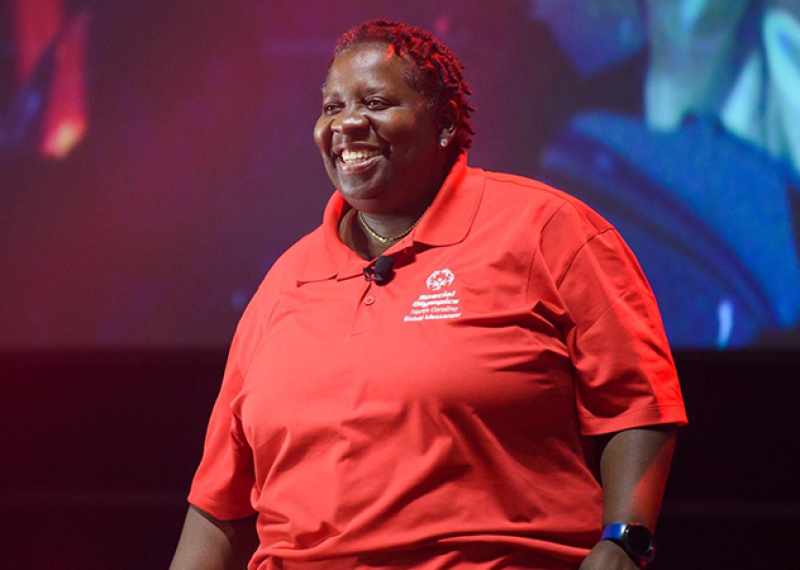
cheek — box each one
[313,117,332,153]
[386,109,438,149]
[387,121,437,156]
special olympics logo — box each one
[426,269,455,291]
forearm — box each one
[580,425,678,569]
[169,506,258,570]
[598,425,677,530]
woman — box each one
[170,20,686,570]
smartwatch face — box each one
[625,525,654,556]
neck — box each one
[358,206,425,241]
[339,200,430,260]
[339,209,391,259]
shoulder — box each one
[465,166,636,289]
[468,166,614,242]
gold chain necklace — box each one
[357,207,429,244]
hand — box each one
[579,540,641,570]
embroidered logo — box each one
[404,269,462,322]
[426,268,455,291]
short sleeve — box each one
[188,331,257,520]
[542,203,688,435]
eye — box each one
[322,102,342,115]
[365,98,390,111]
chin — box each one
[333,175,389,207]
[337,184,383,207]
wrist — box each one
[599,523,656,569]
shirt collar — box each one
[297,152,483,283]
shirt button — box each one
[364,295,376,305]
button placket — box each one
[351,280,379,335]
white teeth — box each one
[340,149,382,163]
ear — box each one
[437,99,460,144]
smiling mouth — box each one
[336,148,384,173]
[339,148,383,164]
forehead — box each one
[323,43,415,94]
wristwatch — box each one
[600,523,656,568]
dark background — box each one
[2,1,799,568]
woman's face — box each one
[314,43,446,215]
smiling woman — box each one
[170,19,687,570]
[313,22,474,259]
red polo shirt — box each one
[188,154,687,570]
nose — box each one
[331,105,369,134]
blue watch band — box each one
[600,522,629,541]
[600,523,655,568]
